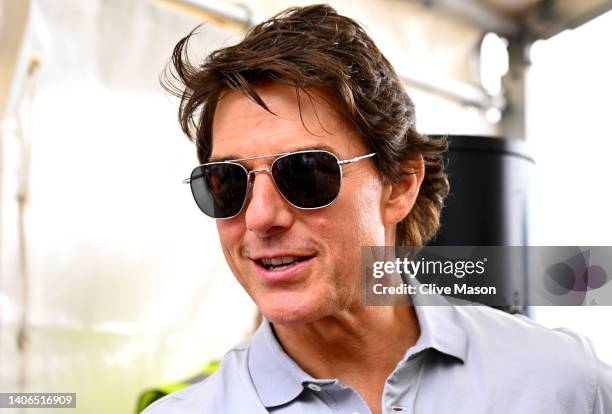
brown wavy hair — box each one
[161,4,449,246]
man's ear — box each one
[381,155,425,226]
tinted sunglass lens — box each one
[272,152,341,208]
[190,163,248,218]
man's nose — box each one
[244,171,295,238]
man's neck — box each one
[272,305,420,387]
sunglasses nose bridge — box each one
[246,168,274,193]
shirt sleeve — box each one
[594,355,612,414]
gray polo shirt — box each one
[143,300,612,413]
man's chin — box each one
[260,301,326,326]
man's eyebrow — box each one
[207,145,339,163]
[208,154,241,163]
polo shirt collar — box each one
[248,298,469,408]
[248,320,314,408]
[412,299,469,363]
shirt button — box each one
[307,383,322,392]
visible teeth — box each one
[268,264,293,272]
[261,256,298,266]
[281,256,296,264]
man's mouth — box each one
[257,256,312,272]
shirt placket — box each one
[305,380,372,414]
[381,351,427,414]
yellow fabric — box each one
[136,361,220,413]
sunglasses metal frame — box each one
[183,149,376,219]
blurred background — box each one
[1,0,611,413]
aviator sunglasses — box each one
[183,150,376,219]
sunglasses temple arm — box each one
[338,152,376,166]
[183,178,191,184]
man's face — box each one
[211,84,389,325]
